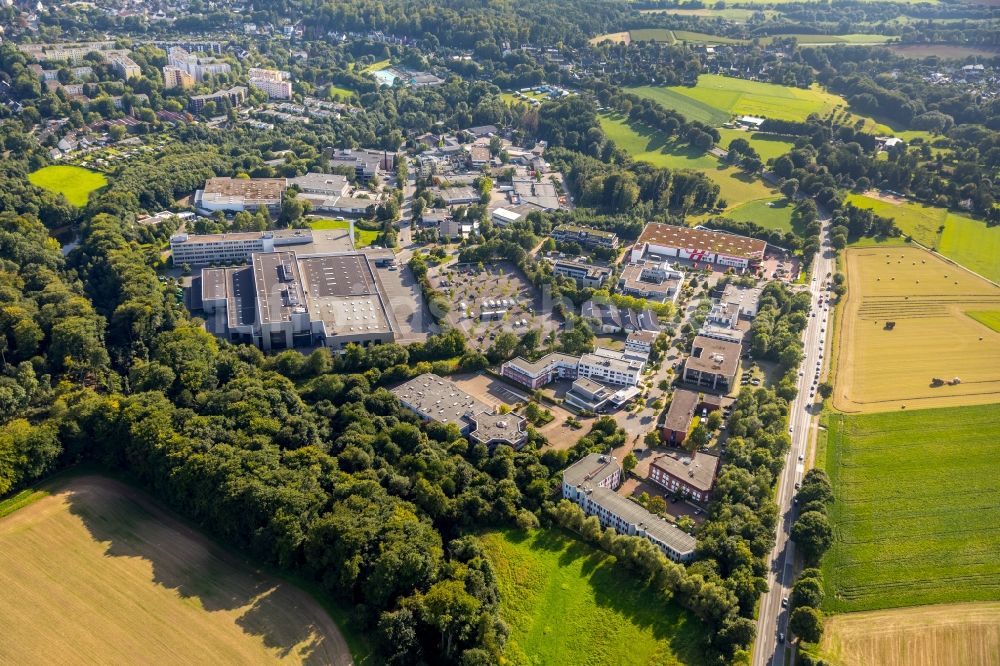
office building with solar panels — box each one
[200,250,397,351]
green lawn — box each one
[717,197,794,233]
[716,127,796,162]
[600,114,718,170]
[28,165,107,207]
[307,219,381,248]
[625,86,732,126]
[630,75,847,125]
[481,528,705,665]
[821,404,1000,613]
[327,85,357,100]
[847,194,1000,283]
[967,311,1000,334]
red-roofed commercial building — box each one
[631,223,766,271]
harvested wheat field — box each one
[0,476,353,666]
[833,246,1000,412]
[817,602,1000,666]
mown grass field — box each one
[28,165,107,206]
[814,602,1000,666]
[820,404,1000,613]
[967,310,1000,333]
[715,197,794,232]
[716,127,796,161]
[327,85,357,100]
[846,193,1000,283]
[598,113,783,211]
[671,30,746,45]
[308,218,381,248]
[762,33,891,45]
[630,74,846,124]
[482,528,705,666]
[0,476,364,664]
[833,246,1000,412]
[629,28,677,43]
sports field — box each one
[847,193,1000,283]
[629,75,846,124]
[28,165,107,206]
[815,602,1000,666]
[833,246,1000,412]
[0,476,359,665]
[820,404,1000,612]
[308,218,381,247]
[482,528,704,665]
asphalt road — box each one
[753,212,835,666]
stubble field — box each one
[0,476,357,665]
[815,602,1000,666]
[833,246,1000,413]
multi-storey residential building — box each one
[552,259,611,288]
[625,330,658,355]
[631,223,766,271]
[162,66,194,89]
[391,373,527,449]
[108,54,141,79]
[248,68,293,99]
[170,229,311,266]
[188,86,247,113]
[168,47,231,82]
[552,224,619,250]
[649,450,720,503]
[562,454,696,562]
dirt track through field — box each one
[820,602,1000,666]
[0,476,353,665]
[833,247,1000,412]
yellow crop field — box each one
[0,476,355,665]
[833,246,1000,412]
[815,602,1000,666]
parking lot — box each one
[377,262,430,343]
[428,261,561,351]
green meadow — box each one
[630,74,846,124]
[482,528,705,665]
[598,113,784,212]
[820,404,1000,613]
[28,165,107,207]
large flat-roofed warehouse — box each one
[392,373,528,449]
[631,223,766,271]
[194,177,287,213]
[200,250,397,351]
